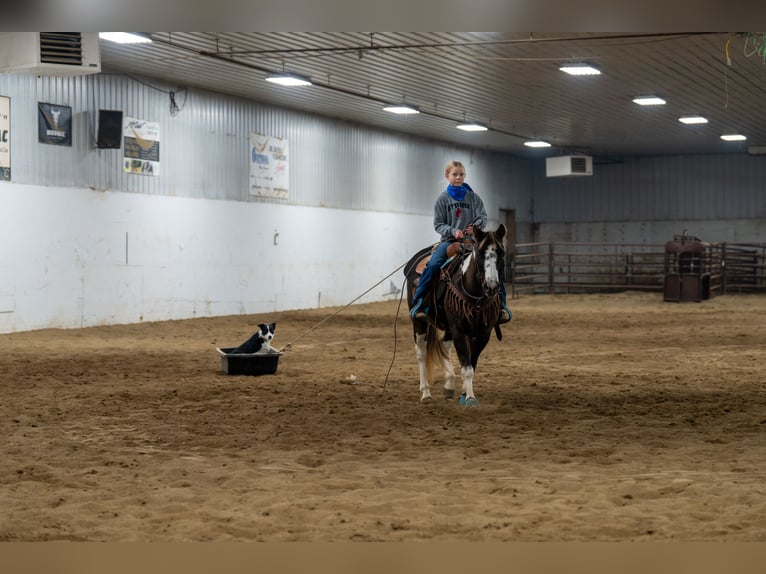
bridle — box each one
[441,234,502,323]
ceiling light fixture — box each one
[720,134,747,141]
[98,32,152,44]
[456,123,488,132]
[559,63,601,76]
[383,104,419,115]
[632,96,666,106]
[265,73,312,87]
[678,115,708,124]
[524,141,552,148]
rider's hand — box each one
[464,224,474,236]
[454,229,465,239]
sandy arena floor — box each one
[2,291,766,541]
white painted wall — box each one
[0,182,435,333]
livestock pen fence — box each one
[509,241,766,298]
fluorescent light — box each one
[99,32,152,44]
[721,134,746,141]
[632,96,666,106]
[559,64,601,76]
[679,115,708,124]
[383,104,419,115]
[524,141,551,148]
[456,123,488,132]
[265,73,312,87]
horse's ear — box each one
[495,224,506,241]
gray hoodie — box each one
[432,188,488,241]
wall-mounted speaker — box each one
[96,109,123,149]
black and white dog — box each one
[231,322,277,354]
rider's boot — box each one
[410,298,429,320]
[497,303,512,325]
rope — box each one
[382,276,407,391]
[278,260,408,353]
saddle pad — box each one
[404,244,438,283]
[406,241,468,282]
[415,256,430,276]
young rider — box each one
[410,160,512,324]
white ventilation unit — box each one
[0,32,101,76]
[545,155,593,177]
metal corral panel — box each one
[532,154,766,223]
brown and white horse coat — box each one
[405,225,507,405]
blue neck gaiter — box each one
[446,182,472,201]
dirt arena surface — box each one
[2,291,766,542]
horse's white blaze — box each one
[461,365,475,399]
[415,332,431,401]
[483,245,499,289]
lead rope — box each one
[278,260,408,353]
[382,276,407,391]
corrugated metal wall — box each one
[8,70,763,236]
[532,154,766,223]
[0,72,531,223]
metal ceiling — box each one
[98,32,766,159]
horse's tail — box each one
[425,324,449,382]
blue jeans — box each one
[411,241,509,307]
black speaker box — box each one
[96,110,123,149]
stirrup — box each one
[497,307,512,324]
[410,298,430,320]
[409,298,424,319]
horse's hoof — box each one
[443,388,455,399]
[420,396,433,403]
[459,393,479,407]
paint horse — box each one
[404,224,507,406]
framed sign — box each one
[38,102,72,146]
[249,132,288,199]
[0,96,9,180]
[123,116,160,176]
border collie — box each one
[231,322,277,354]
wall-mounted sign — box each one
[0,96,9,181]
[38,102,72,146]
[123,116,160,176]
[249,132,288,199]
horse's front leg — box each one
[414,331,432,402]
[451,336,478,406]
[441,338,456,399]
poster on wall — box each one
[123,116,160,176]
[38,102,72,146]
[249,132,288,199]
[0,96,9,181]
